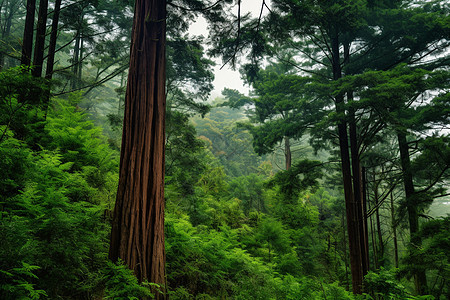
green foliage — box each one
[0,84,119,298]
[0,262,47,300]
[268,159,323,201]
[400,217,450,299]
[0,66,48,145]
[364,268,433,300]
[103,260,155,299]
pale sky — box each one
[188,0,269,98]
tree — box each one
[108,0,167,296]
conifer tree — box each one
[109,0,167,297]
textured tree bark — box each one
[32,0,48,77]
[397,131,427,295]
[45,0,62,80]
[21,0,36,67]
[390,191,399,268]
[374,181,384,264]
[331,31,363,294]
[284,136,291,170]
[361,167,370,271]
[109,0,167,297]
[349,105,370,277]
[71,31,80,89]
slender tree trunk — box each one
[32,0,48,77]
[71,30,80,89]
[284,136,291,170]
[370,206,379,269]
[42,0,61,117]
[342,213,350,291]
[109,0,167,298]
[397,131,427,294]
[21,0,36,66]
[362,167,370,271]
[78,34,83,83]
[45,0,61,80]
[331,30,363,294]
[374,184,384,265]
[390,191,399,268]
[349,104,370,276]
[0,1,14,70]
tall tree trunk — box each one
[71,31,80,89]
[397,131,427,294]
[284,136,291,170]
[362,167,370,271]
[45,0,61,80]
[21,0,36,66]
[109,0,167,297]
[331,31,363,294]
[342,213,350,291]
[0,1,14,70]
[390,191,399,268]
[32,0,48,77]
[77,33,83,83]
[370,204,379,269]
[349,104,370,276]
[374,183,384,265]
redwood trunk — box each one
[109,0,167,297]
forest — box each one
[0,0,449,299]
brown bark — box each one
[374,182,384,264]
[284,136,291,170]
[390,191,399,268]
[32,0,48,77]
[0,0,15,70]
[71,31,80,89]
[45,0,61,80]
[109,0,167,297]
[362,167,370,271]
[21,0,36,66]
[331,32,363,294]
[349,104,370,276]
[397,131,427,294]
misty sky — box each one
[189,0,269,98]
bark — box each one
[71,31,80,89]
[109,0,167,297]
[42,0,61,117]
[369,199,379,269]
[45,0,62,80]
[397,131,427,294]
[21,0,36,66]
[374,183,384,264]
[284,136,291,170]
[78,35,83,83]
[331,31,363,294]
[390,191,399,268]
[349,104,370,276]
[362,167,370,271]
[0,0,14,70]
[32,0,48,77]
[342,213,350,291]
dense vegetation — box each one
[1,0,449,299]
